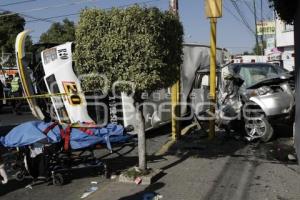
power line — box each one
[230,0,255,35]
[0,0,36,7]
[233,1,253,31]
[0,0,101,18]
[243,0,254,15]
[26,0,161,23]
[223,3,254,36]
[241,0,269,22]
[0,8,55,23]
[27,12,79,23]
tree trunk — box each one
[136,107,146,171]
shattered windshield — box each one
[236,64,287,88]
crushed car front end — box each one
[219,63,295,141]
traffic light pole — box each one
[170,0,180,140]
[209,18,217,139]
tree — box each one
[243,51,252,55]
[268,0,297,24]
[39,19,75,44]
[252,41,266,55]
[74,6,183,171]
[0,11,27,67]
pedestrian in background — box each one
[11,73,22,115]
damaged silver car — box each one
[192,63,295,142]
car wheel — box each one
[245,116,274,142]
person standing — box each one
[11,74,22,114]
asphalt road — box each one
[0,112,35,136]
[0,105,35,128]
[0,109,299,200]
[85,131,300,200]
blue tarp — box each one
[0,121,131,150]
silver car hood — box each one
[247,74,293,89]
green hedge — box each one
[74,6,183,94]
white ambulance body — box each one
[267,51,295,71]
[41,42,94,123]
[231,55,267,64]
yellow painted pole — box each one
[170,0,180,141]
[209,18,217,139]
[171,81,180,140]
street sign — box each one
[205,0,222,18]
[257,21,275,36]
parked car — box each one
[192,63,295,142]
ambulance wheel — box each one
[53,173,64,186]
[15,171,25,181]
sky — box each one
[0,0,274,54]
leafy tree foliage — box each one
[39,19,75,44]
[74,6,183,95]
[252,41,266,55]
[269,0,297,24]
[243,51,253,55]
[0,11,29,67]
[0,12,25,52]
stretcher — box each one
[0,121,133,185]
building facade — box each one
[275,18,295,71]
[265,18,295,71]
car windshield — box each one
[236,64,287,88]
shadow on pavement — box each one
[165,129,248,159]
[161,125,297,165]
[118,182,165,200]
[0,179,32,196]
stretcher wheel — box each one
[15,171,25,181]
[103,164,110,179]
[53,173,64,186]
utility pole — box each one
[205,0,222,139]
[170,0,180,140]
[170,0,178,15]
[274,10,277,48]
[260,0,264,55]
[253,0,260,55]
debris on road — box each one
[80,186,98,199]
[287,154,297,161]
[25,184,32,190]
[143,192,163,200]
[110,175,117,180]
[134,177,142,184]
